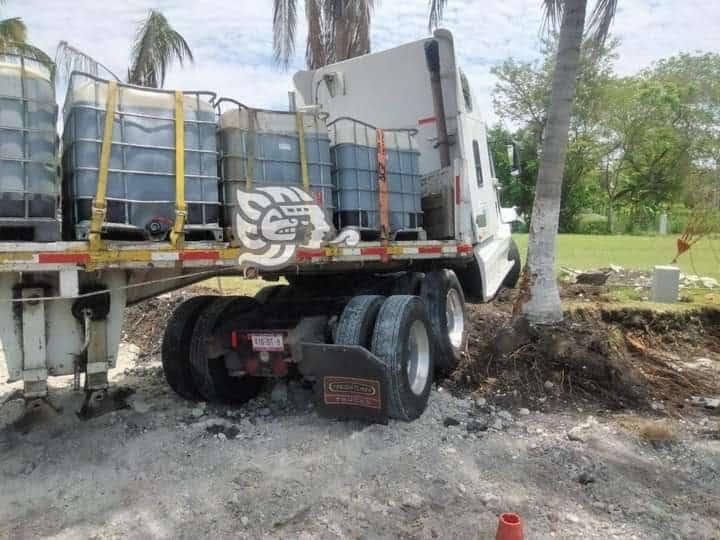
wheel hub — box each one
[445,288,464,350]
[407,320,430,396]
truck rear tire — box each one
[457,256,483,300]
[503,239,521,288]
[161,296,214,400]
[335,295,385,348]
[189,296,265,404]
[390,272,425,295]
[255,285,287,304]
[371,295,434,421]
[420,270,467,372]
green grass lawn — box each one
[200,234,719,297]
[513,234,720,282]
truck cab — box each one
[293,29,517,300]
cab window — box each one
[473,140,483,187]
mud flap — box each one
[300,343,389,424]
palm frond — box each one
[586,0,617,46]
[427,0,448,31]
[0,41,54,76]
[0,17,26,44]
[128,9,193,88]
[55,40,120,82]
[540,0,565,34]
[273,0,297,68]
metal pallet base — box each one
[73,225,224,243]
[0,220,61,242]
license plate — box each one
[251,334,284,352]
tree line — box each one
[489,39,720,235]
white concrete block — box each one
[651,265,680,303]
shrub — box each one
[576,213,610,235]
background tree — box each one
[492,37,617,231]
[488,125,538,220]
[56,9,192,89]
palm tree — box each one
[0,3,54,71]
[274,1,449,69]
[127,10,193,87]
[519,0,617,323]
[425,1,617,323]
[273,0,375,69]
[359,0,614,323]
[56,9,192,88]
[0,16,26,48]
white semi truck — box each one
[0,30,520,423]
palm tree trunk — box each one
[520,0,587,323]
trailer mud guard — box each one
[300,343,389,424]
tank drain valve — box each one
[145,217,173,241]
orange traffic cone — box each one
[495,513,523,540]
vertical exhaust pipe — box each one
[424,39,451,168]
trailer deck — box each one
[0,239,474,272]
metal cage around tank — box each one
[216,98,334,234]
[328,117,424,237]
[61,72,222,242]
[0,52,59,241]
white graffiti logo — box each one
[234,186,358,269]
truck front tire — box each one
[371,295,434,421]
[420,270,467,372]
[503,239,521,288]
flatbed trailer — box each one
[0,30,521,423]
[0,237,477,421]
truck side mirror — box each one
[506,143,521,177]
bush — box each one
[575,213,610,235]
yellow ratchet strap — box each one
[88,80,118,250]
[295,110,310,192]
[170,90,186,248]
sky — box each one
[7,0,720,125]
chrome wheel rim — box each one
[446,288,464,349]
[407,320,430,396]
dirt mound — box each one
[452,298,720,411]
[122,293,197,359]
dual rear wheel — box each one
[161,269,467,420]
[161,295,264,404]
[334,269,467,421]
[336,294,433,421]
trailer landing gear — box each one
[78,387,133,420]
[1,390,61,433]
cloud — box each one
[7,0,719,123]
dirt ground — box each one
[1,290,720,539]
